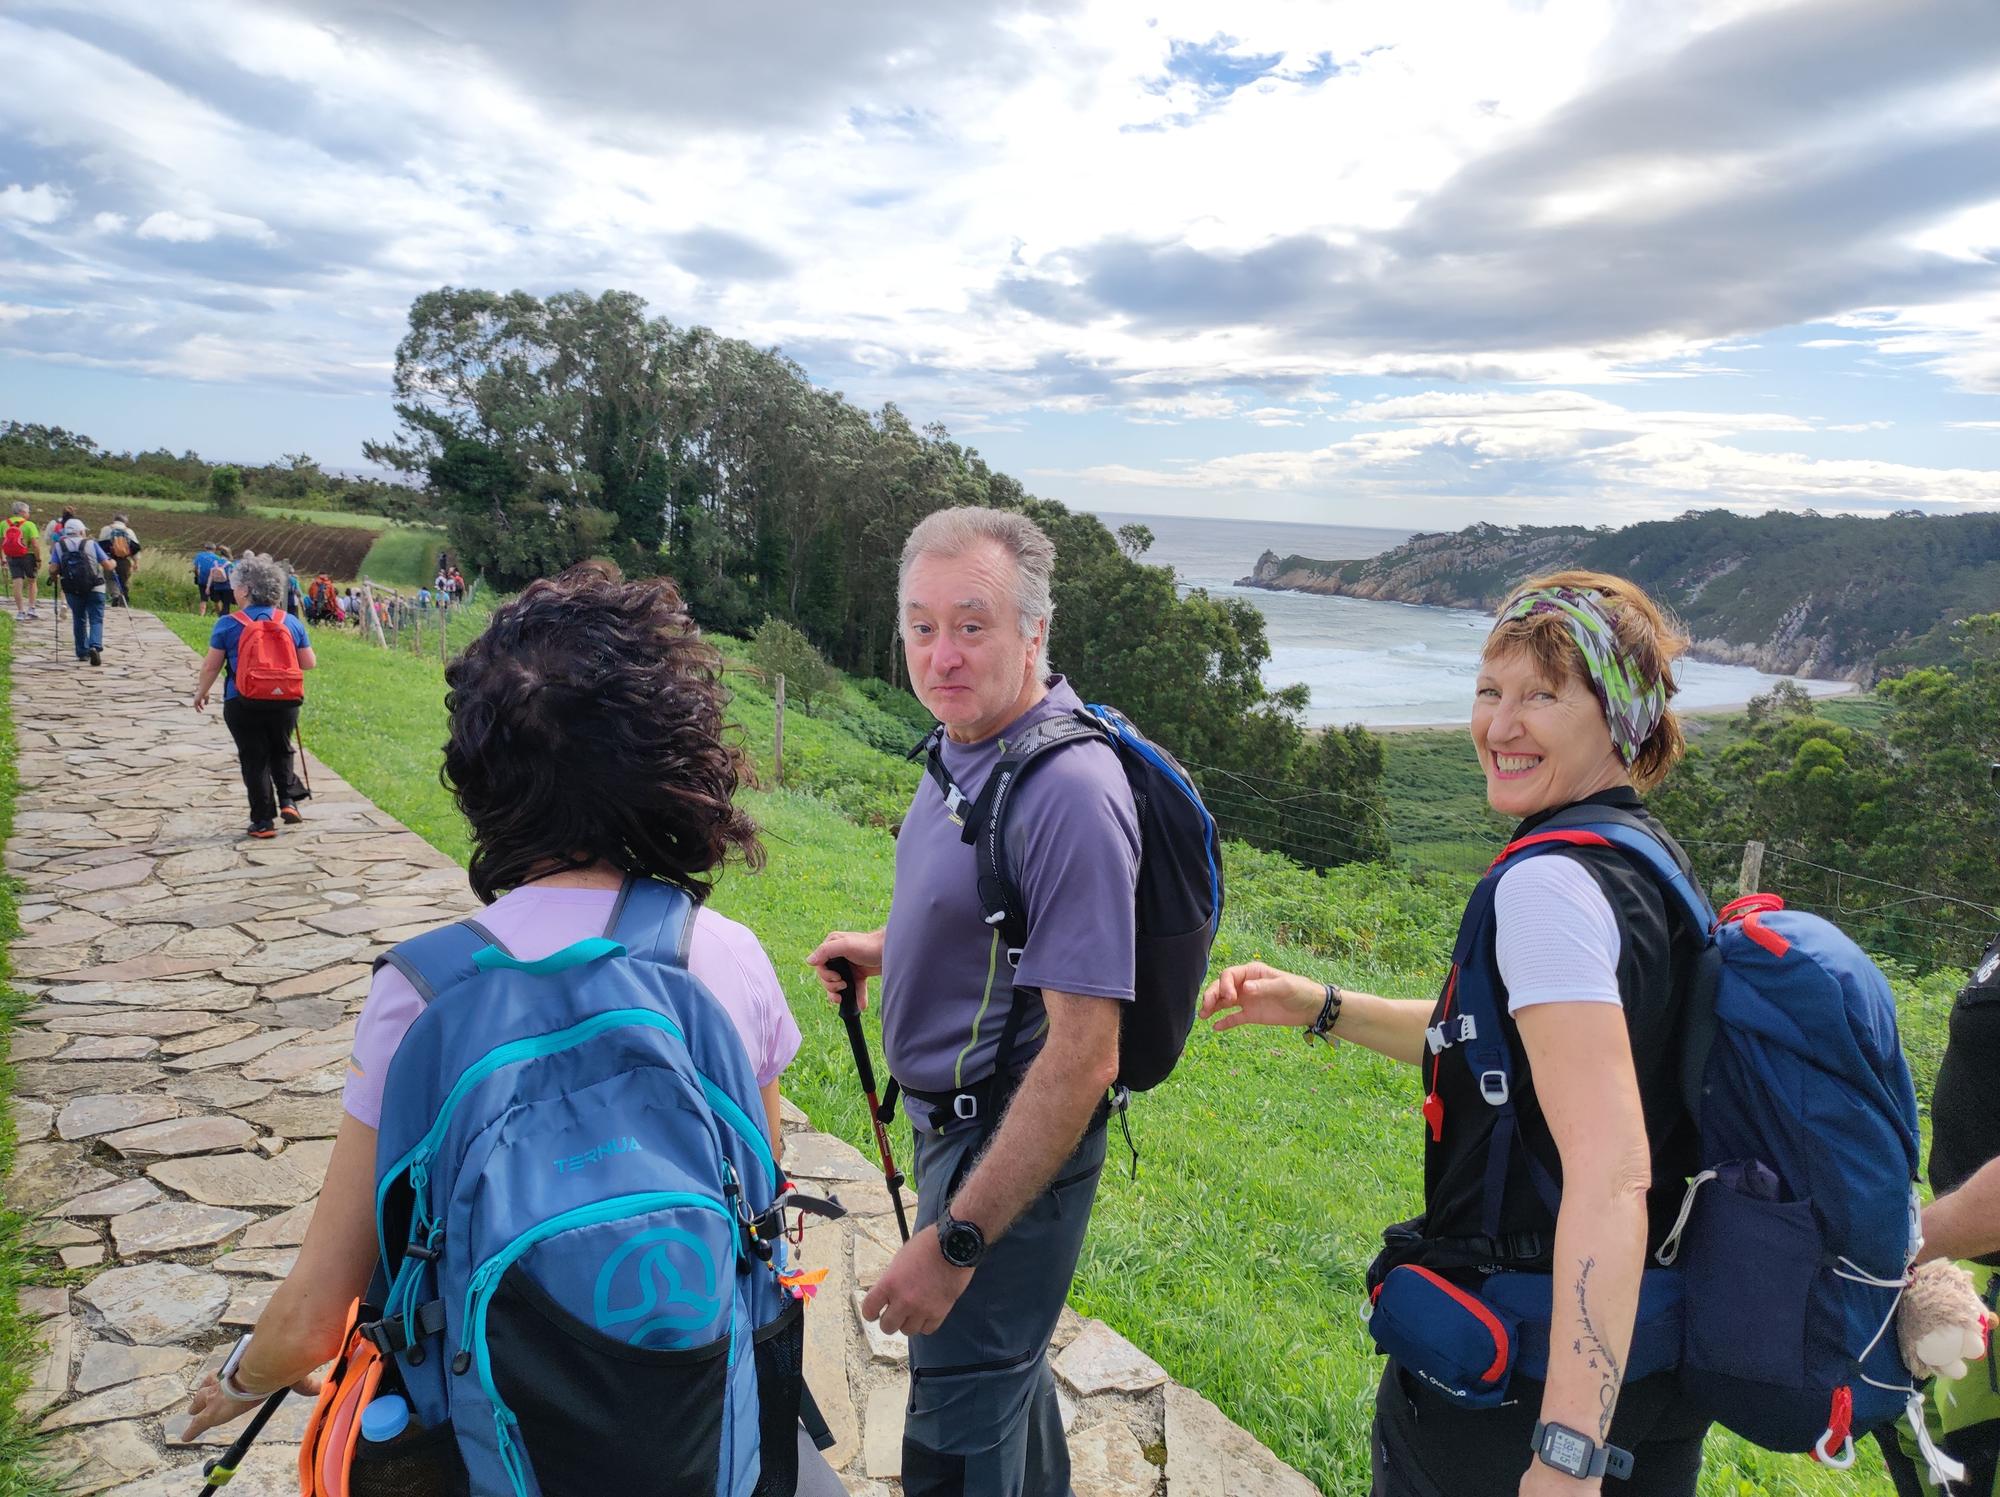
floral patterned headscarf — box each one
[1494,586,1669,766]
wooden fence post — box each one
[360,581,388,648]
[1738,840,1766,896]
[774,673,785,786]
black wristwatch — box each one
[1532,1421,1633,1482]
[936,1208,987,1269]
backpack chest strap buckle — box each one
[1425,1014,1479,1055]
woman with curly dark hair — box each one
[180,564,836,1492]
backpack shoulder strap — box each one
[1503,806,1717,934]
[371,920,495,1004]
[604,874,696,967]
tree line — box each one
[362,286,1390,867]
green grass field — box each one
[0,613,69,1496]
[129,592,1946,1494]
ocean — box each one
[1089,511,1854,728]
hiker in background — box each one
[810,508,1136,1497]
[192,553,314,839]
[416,584,430,610]
[177,562,844,1494]
[4,500,42,622]
[48,518,112,666]
[282,559,306,618]
[193,543,228,617]
[97,514,141,605]
[1879,930,2000,1495]
[1204,572,1713,1496]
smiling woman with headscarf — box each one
[1202,571,1715,1497]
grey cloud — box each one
[1002,0,2000,358]
[258,0,1085,135]
[665,228,789,282]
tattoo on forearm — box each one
[1571,1256,1624,1440]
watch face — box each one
[1544,1426,1591,1476]
[941,1221,981,1266]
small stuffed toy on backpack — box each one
[1898,1260,1996,1382]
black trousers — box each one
[1371,1363,1709,1496]
[222,697,303,826]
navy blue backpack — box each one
[916,701,1222,1094]
[365,878,812,1497]
[1369,811,1924,1469]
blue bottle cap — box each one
[361,1394,409,1442]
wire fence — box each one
[1179,758,1996,974]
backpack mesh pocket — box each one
[750,1295,805,1497]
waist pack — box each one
[1366,810,1924,1469]
[366,878,829,1497]
[914,702,1222,1094]
[232,610,305,701]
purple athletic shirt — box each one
[343,888,801,1127]
[882,677,1139,1127]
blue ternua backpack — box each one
[366,877,821,1497]
[1368,808,1926,1471]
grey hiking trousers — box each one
[901,1117,1108,1497]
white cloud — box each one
[0,183,71,225]
[136,211,217,243]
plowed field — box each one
[46,505,382,579]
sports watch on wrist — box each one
[936,1208,987,1269]
[1532,1421,1633,1482]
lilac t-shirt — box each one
[343,887,801,1127]
[882,677,1139,1121]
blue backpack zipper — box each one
[460,1190,737,1497]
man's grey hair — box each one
[234,552,286,608]
[9,500,27,517]
[898,507,1057,677]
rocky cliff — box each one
[1237,510,2000,683]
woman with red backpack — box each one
[192,551,317,839]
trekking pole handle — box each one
[830,956,863,1023]
[198,1388,289,1495]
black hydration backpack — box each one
[55,537,100,594]
[916,702,1223,1092]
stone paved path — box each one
[6,609,1319,1496]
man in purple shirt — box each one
[811,507,1139,1497]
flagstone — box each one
[58,1095,181,1140]
[269,997,344,1029]
[48,1420,165,1495]
[23,1312,76,1418]
[148,1139,332,1208]
[43,979,255,1012]
[162,1027,305,1072]
[56,860,156,894]
[102,1115,258,1159]
[44,1011,220,1038]
[280,1065,347,1095]
[59,1246,107,1270]
[1055,1321,1169,1397]
[155,846,243,879]
[239,1094,342,1140]
[39,955,222,985]
[74,1341,195,1395]
[13,1030,67,1060]
[56,1180,165,1219]
[258,963,370,999]
[60,1036,160,1062]
[110,1202,256,1256]
[160,927,256,959]
[17,912,116,947]
[161,1074,272,1108]
[78,1263,231,1345]
[240,1199,314,1249]
[220,1281,273,1327]
[242,935,367,973]
[41,1374,189,1429]
[14,1097,56,1142]
[237,919,311,943]
[22,1286,70,1320]
[6,1143,117,1211]
[159,1022,261,1057]
[30,1218,101,1248]
[243,1041,350,1082]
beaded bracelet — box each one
[1304,982,1343,1044]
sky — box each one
[3,0,2000,530]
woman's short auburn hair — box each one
[442,561,763,903]
[1483,569,1689,792]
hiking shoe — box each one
[21,609,40,621]
[88,647,101,666]
[279,804,303,824]
[246,823,277,840]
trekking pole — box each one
[196,1388,289,1495]
[293,727,312,797]
[829,957,910,1242]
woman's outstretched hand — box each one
[1200,962,1326,1033]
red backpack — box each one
[232,610,304,701]
[2,518,29,558]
